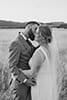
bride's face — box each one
[35,32,40,42]
[35,32,46,45]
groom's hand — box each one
[26,78,36,87]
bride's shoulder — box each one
[35,46,45,57]
[33,46,43,56]
[36,46,46,53]
[35,46,42,53]
[32,46,46,63]
[36,46,49,57]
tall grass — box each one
[0,29,67,100]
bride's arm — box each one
[22,49,45,78]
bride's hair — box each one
[38,26,52,43]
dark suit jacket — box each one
[9,33,36,100]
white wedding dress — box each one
[31,38,59,100]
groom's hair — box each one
[39,26,52,43]
[25,21,40,27]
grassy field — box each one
[0,28,67,99]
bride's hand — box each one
[26,78,37,86]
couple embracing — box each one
[9,21,58,100]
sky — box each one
[0,0,67,23]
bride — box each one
[23,26,59,100]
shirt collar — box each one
[28,39,39,47]
[20,32,27,40]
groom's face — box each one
[28,24,39,41]
[27,28,35,40]
[31,24,39,34]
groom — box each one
[9,21,40,100]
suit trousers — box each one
[10,79,31,100]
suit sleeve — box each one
[9,41,27,82]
